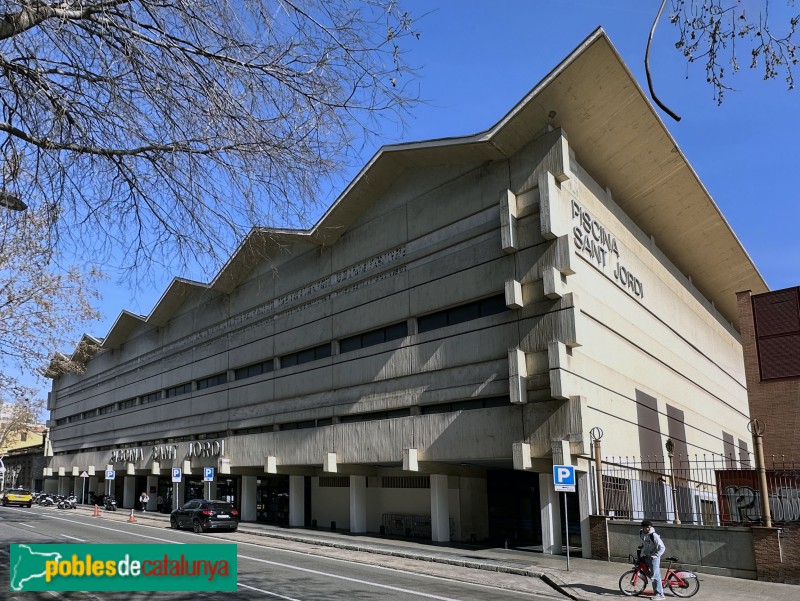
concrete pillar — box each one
[206,481,218,501]
[146,475,159,510]
[539,472,563,554]
[430,474,450,543]
[72,476,81,498]
[88,476,99,502]
[44,478,58,494]
[59,477,69,496]
[350,475,367,534]
[289,475,305,527]
[123,476,136,510]
[578,471,592,559]
[241,476,257,522]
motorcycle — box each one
[39,493,55,507]
[57,494,77,510]
[103,495,117,511]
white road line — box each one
[19,522,36,528]
[61,534,86,542]
[238,582,302,600]
[239,554,465,601]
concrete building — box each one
[737,286,800,461]
[44,29,768,557]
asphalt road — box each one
[0,505,559,600]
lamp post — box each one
[0,191,27,211]
[590,427,605,516]
[665,439,681,524]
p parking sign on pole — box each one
[553,464,576,571]
[203,467,214,500]
[171,467,182,510]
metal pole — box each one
[749,419,772,527]
[592,429,605,516]
[666,439,681,524]
[564,492,570,572]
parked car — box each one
[2,488,33,507]
[170,499,238,533]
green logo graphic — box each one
[10,544,237,591]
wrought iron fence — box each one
[588,452,800,526]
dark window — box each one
[82,409,98,419]
[339,408,411,424]
[56,418,68,426]
[166,382,191,398]
[98,404,114,415]
[141,392,160,404]
[234,360,274,381]
[361,329,386,347]
[118,398,136,410]
[418,294,508,334]
[385,321,408,342]
[196,372,228,390]
[316,417,333,427]
[479,294,509,317]
[421,396,508,415]
[280,344,331,368]
[448,303,480,326]
[339,335,362,354]
[418,310,448,333]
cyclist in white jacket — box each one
[640,520,666,600]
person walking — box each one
[640,520,666,600]
[156,494,164,513]
[139,491,149,512]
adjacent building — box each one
[44,29,768,557]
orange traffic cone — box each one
[92,504,100,517]
[128,509,136,523]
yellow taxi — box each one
[2,488,33,507]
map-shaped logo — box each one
[10,544,63,591]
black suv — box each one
[170,499,239,533]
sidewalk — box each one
[85,506,796,600]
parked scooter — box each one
[57,494,77,509]
[103,495,117,511]
[38,493,55,507]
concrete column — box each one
[123,476,136,510]
[430,474,450,543]
[88,476,99,502]
[539,472,562,554]
[72,476,81,498]
[350,475,367,534]
[146,475,159,510]
[59,477,70,496]
[289,475,305,527]
[44,478,58,494]
[578,471,592,559]
[206,481,218,501]
[241,476,257,522]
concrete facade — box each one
[44,30,768,556]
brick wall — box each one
[752,524,800,584]
[736,291,800,461]
[589,515,609,560]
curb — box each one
[91,508,585,600]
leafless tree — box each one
[648,0,798,119]
[0,204,101,391]
[0,395,45,453]
[0,0,419,277]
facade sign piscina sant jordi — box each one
[571,199,645,299]
[9,544,237,592]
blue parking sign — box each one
[553,464,575,492]
[105,469,115,480]
[203,467,214,482]
[171,467,182,482]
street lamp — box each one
[665,439,681,524]
[0,191,27,211]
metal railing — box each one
[589,452,800,526]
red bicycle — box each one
[619,554,700,597]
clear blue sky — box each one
[84,0,800,351]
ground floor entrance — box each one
[487,469,543,547]
[256,475,289,525]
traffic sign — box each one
[171,467,182,483]
[80,471,89,478]
[203,467,214,482]
[105,469,116,480]
[553,464,576,492]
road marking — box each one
[239,554,464,601]
[239,582,302,600]
[61,535,86,542]
[19,522,36,528]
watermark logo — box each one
[10,544,237,591]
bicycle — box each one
[618,554,700,597]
